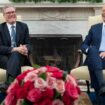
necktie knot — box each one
[11,25,15,29]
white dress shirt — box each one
[6,23,16,47]
[99,23,105,51]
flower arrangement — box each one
[4,66,80,105]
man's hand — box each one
[99,52,105,59]
[12,44,28,56]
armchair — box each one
[71,15,105,93]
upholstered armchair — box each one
[0,14,34,83]
[71,15,105,93]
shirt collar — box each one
[103,22,105,27]
[6,23,16,29]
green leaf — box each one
[54,90,61,99]
[32,64,40,68]
[22,100,29,105]
[39,72,46,80]
[63,71,68,80]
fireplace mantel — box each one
[0,3,103,8]
[30,34,82,38]
[0,3,102,16]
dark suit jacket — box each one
[0,21,32,55]
[81,23,103,54]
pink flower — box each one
[52,99,64,105]
[66,74,77,86]
[34,78,47,90]
[36,67,47,74]
[27,88,42,103]
[55,80,65,94]
[16,70,31,83]
[24,72,38,82]
[47,77,56,89]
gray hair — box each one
[2,5,16,14]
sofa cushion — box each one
[0,66,34,83]
[71,66,105,80]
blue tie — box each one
[11,25,16,47]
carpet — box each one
[77,92,93,105]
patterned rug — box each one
[77,92,93,105]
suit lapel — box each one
[4,24,11,46]
[16,22,21,46]
[98,23,103,46]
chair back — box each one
[88,15,103,30]
[0,13,21,23]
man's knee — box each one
[10,52,22,60]
[9,52,27,66]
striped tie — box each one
[11,25,16,47]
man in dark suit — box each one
[81,4,105,97]
[0,5,32,89]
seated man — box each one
[0,5,32,89]
[81,4,105,97]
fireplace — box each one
[30,34,82,71]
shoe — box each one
[0,82,8,92]
[98,86,105,96]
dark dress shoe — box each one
[98,86,105,96]
[0,82,8,92]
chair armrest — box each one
[74,49,83,68]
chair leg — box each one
[86,80,90,93]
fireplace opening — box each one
[30,34,82,71]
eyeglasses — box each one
[5,11,16,15]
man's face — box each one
[3,7,16,24]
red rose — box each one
[24,81,34,91]
[16,87,27,99]
[42,88,54,99]
[34,104,39,105]
[65,82,80,100]
[27,88,42,103]
[62,92,73,105]
[5,93,17,105]
[47,66,60,72]
[17,70,31,83]
[51,71,63,79]
[39,99,52,105]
